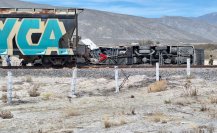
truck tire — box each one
[194,49,204,65]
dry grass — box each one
[174,99,190,106]
[120,118,127,125]
[200,105,209,112]
[189,88,198,97]
[1,94,7,103]
[158,129,170,133]
[186,74,195,79]
[197,125,215,133]
[164,99,171,104]
[0,110,13,119]
[182,125,215,133]
[175,101,185,106]
[1,86,7,92]
[146,113,168,123]
[25,76,33,82]
[183,80,198,97]
[104,116,112,128]
[209,110,217,119]
[128,81,147,89]
[13,92,19,99]
[65,108,80,117]
[103,116,127,128]
[147,80,167,93]
[153,116,161,123]
[28,84,40,97]
[41,93,52,101]
[210,96,217,104]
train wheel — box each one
[42,57,52,67]
[20,60,27,66]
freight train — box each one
[0,8,204,67]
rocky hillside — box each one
[79,10,216,45]
[197,12,217,25]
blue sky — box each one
[22,0,217,18]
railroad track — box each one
[79,65,217,69]
[0,65,217,69]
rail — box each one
[0,64,217,69]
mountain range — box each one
[1,0,217,46]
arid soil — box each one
[0,68,217,133]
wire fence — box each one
[0,58,192,105]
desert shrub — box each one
[41,93,52,101]
[210,96,217,104]
[184,89,196,97]
[189,88,198,97]
[38,129,43,133]
[182,125,215,133]
[209,110,217,119]
[128,82,146,89]
[25,76,32,82]
[158,129,169,133]
[187,74,195,79]
[174,99,190,106]
[164,99,171,104]
[13,92,19,99]
[65,108,79,117]
[120,118,127,125]
[0,110,13,119]
[103,116,127,128]
[147,80,167,93]
[148,113,167,123]
[1,86,7,92]
[138,39,154,46]
[183,80,198,97]
[1,94,7,103]
[200,105,209,112]
[153,116,161,123]
[145,40,154,45]
[28,84,40,97]
[104,116,112,128]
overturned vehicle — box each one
[82,40,204,66]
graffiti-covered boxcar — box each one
[0,8,83,66]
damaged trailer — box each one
[86,44,204,65]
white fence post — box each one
[187,58,191,77]
[156,63,159,81]
[115,66,119,93]
[7,71,13,104]
[71,67,77,97]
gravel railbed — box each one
[0,68,216,81]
